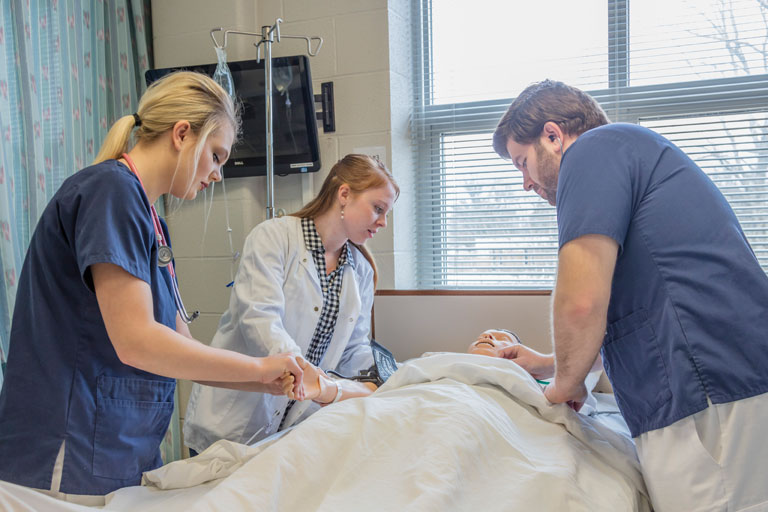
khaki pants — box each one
[635,393,768,512]
[33,441,106,507]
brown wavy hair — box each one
[492,79,609,159]
[292,154,399,288]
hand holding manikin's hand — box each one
[257,353,305,401]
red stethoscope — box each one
[122,153,199,323]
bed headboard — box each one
[373,292,613,393]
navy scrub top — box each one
[0,160,178,495]
[557,123,768,437]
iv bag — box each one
[213,47,235,98]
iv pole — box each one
[210,20,323,219]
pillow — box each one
[584,368,604,393]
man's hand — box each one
[543,380,588,412]
[497,344,555,380]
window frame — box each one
[412,0,768,289]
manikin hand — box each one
[497,344,555,381]
[288,358,336,403]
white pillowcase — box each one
[584,368,604,393]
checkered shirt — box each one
[280,217,351,429]
[301,217,350,365]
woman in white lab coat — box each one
[184,154,399,453]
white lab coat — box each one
[184,216,375,452]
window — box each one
[412,0,768,289]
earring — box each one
[341,207,345,220]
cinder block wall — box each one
[151,0,415,452]
[151,1,566,454]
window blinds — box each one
[412,0,768,289]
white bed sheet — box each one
[0,353,650,511]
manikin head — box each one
[467,329,522,357]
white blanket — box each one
[0,354,650,511]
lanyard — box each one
[121,153,176,279]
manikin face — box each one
[505,137,560,206]
[172,122,235,200]
[467,329,521,357]
[341,182,397,245]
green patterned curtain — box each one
[0,0,189,464]
[0,0,152,383]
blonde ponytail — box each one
[92,115,139,164]
[92,71,240,167]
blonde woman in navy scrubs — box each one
[0,72,304,504]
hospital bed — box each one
[0,353,650,511]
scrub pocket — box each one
[92,375,175,480]
[603,309,672,418]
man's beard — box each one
[534,141,560,206]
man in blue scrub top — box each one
[492,80,768,512]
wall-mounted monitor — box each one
[145,56,321,178]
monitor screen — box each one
[145,56,321,178]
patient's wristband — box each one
[330,380,343,404]
[315,379,343,405]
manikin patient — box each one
[468,329,561,381]
[468,329,524,357]
[467,328,602,411]
[292,329,573,404]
